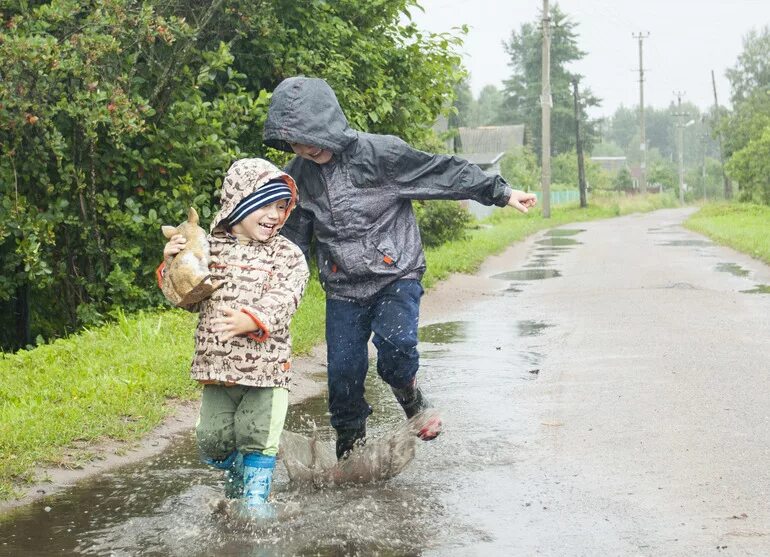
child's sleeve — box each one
[239,245,310,343]
[385,136,513,207]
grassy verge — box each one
[684,203,770,265]
[0,192,676,501]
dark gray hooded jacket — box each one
[264,76,513,301]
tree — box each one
[686,158,728,200]
[725,126,770,204]
[603,102,718,173]
[0,0,464,349]
[591,141,624,157]
[648,160,678,191]
[450,78,474,129]
[721,26,770,204]
[605,105,638,151]
[725,26,770,106]
[551,151,608,191]
[500,4,600,158]
[475,85,506,126]
[612,168,634,192]
[499,147,540,193]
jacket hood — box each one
[263,76,358,154]
[210,158,297,235]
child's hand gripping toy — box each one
[161,207,222,306]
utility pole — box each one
[673,91,687,205]
[541,0,552,218]
[572,78,587,208]
[711,70,732,199]
[701,123,708,201]
[633,32,649,193]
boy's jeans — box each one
[326,279,423,431]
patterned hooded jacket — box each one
[263,76,514,302]
[160,158,309,388]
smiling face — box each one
[230,198,290,242]
[289,142,334,164]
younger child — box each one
[158,158,309,518]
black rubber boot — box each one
[391,381,431,419]
[392,381,442,440]
[335,425,367,460]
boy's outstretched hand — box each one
[507,189,538,214]
[211,306,257,342]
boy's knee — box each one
[376,332,418,358]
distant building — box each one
[456,125,525,175]
[453,125,526,219]
[590,156,627,174]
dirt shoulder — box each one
[1,237,533,515]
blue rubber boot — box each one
[241,452,277,520]
[204,450,244,499]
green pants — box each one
[196,384,289,459]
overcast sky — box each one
[409,0,770,117]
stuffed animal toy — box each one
[161,207,222,306]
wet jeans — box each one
[326,279,423,431]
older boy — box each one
[263,76,536,459]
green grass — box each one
[0,192,676,501]
[684,203,770,265]
[0,310,199,501]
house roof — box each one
[459,152,506,166]
[457,125,525,155]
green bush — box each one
[0,0,464,351]
[500,146,540,192]
[414,200,472,247]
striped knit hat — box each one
[226,179,293,226]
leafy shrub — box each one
[414,200,472,247]
[500,147,540,192]
[0,0,464,350]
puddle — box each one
[524,260,556,269]
[0,302,547,555]
[491,269,562,281]
[545,228,585,237]
[535,237,581,247]
[516,321,552,337]
[663,282,700,290]
[525,254,556,265]
[658,240,713,247]
[741,285,770,294]
[418,321,468,344]
[0,378,439,557]
[715,263,750,277]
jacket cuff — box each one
[495,182,513,207]
[241,308,270,342]
[155,261,166,289]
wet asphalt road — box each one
[2,207,769,556]
[488,207,770,556]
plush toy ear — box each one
[162,225,178,239]
[187,207,199,225]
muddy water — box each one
[0,231,576,556]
